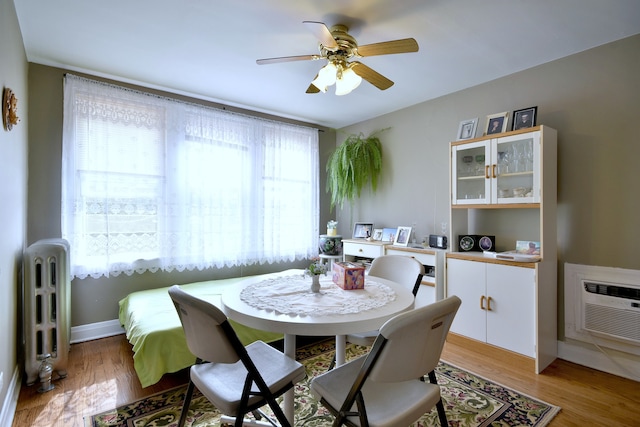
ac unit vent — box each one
[581,280,640,344]
[584,303,640,343]
[584,282,640,301]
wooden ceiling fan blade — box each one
[356,38,419,57]
[351,62,394,90]
[303,21,338,49]
[306,73,321,93]
[306,84,320,94]
[256,54,320,65]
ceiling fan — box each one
[256,21,419,95]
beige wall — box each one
[26,64,336,326]
[0,0,28,414]
[337,34,640,343]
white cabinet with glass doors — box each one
[451,130,542,205]
[446,125,557,374]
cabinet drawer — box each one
[343,241,383,259]
[386,249,435,266]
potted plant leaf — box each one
[326,128,388,209]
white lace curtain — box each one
[62,74,319,279]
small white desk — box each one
[221,273,414,424]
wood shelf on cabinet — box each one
[451,203,539,209]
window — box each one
[62,75,319,279]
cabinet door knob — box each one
[485,165,490,179]
[480,295,486,310]
[487,296,493,311]
[492,164,497,178]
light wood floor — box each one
[12,334,640,427]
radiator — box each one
[23,239,71,389]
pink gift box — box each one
[332,262,365,290]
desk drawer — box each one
[344,241,384,259]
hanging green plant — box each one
[326,128,388,209]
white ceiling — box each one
[14,0,640,129]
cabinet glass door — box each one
[493,132,541,203]
[451,140,491,204]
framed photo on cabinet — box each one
[381,227,396,242]
[372,228,383,241]
[485,111,509,135]
[393,226,412,246]
[512,106,537,130]
[456,118,478,140]
[352,222,374,239]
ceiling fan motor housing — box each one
[322,25,359,60]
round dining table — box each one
[221,271,415,424]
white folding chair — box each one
[311,296,461,427]
[328,255,425,370]
[168,285,306,427]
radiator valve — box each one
[37,354,54,393]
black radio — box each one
[458,235,495,252]
[428,234,448,249]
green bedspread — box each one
[118,270,301,387]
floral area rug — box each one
[84,340,560,427]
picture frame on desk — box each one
[393,226,412,246]
[372,228,383,241]
[352,222,374,239]
[381,227,396,242]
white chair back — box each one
[168,284,239,364]
[368,254,425,296]
[369,295,461,383]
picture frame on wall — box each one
[512,106,537,130]
[393,226,412,246]
[485,111,509,135]
[352,222,374,239]
[456,118,478,140]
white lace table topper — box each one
[240,275,397,317]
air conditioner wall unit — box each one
[565,263,640,357]
[581,280,640,344]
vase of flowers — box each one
[304,259,328,293]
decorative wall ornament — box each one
[3,87,20,131]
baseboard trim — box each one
[447,333,640,381]
[70,319,125,344]
[0,366,21,427]
[558,340,640,382]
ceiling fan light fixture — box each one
[311,62,337,92]
[335,65,362,96]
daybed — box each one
[118,269,302,387]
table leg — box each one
[335,334,346,367]
[283,333,296,424]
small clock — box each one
[459,235,475,251]
[479,236,494,251]
[458,234,495,252]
